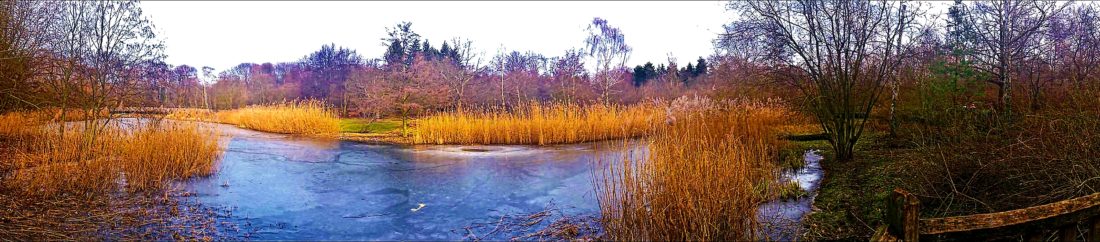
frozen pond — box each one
[96,118,826,240]
[181,122,630,240]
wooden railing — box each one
[873,188,1100,241]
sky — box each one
[141,1,734,73]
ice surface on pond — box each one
[108,118,821,240]
[179,122,630,240]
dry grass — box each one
[162,108,214,122]
[414,102,662,145]
[0,110,40,135]
[167,100,340,135]
[0,111,239,240]
[0,187,246,240]
[0,108,111,135]
[596,97,790,241]
[115,122,223,190]
[2,117,223,197]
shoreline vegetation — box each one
[414,102,662,145]
[0,110,230,240]
[0,98,814,240]
[160,98,814,148]
[166,100,340,135]
[597,97,794,240]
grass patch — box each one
[776,180,808,201]
[340,118,402,134]
[755,179,809,202]
[779,149,808,170]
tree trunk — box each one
[889,78,899,137]
[1000,74,1011,116]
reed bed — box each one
[166,100,341,135]
[414,102,662,145]
[0,111,235,239]
[0,110,40,135]
[2,118,223,197]
[0,108,112,135]
[596,97,789,241]
[162,108,215,122]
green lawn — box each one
[339,118,402,134]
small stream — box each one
[141,120,824,240]
[758,150,826,241]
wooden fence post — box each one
[1089,217,1100,242]
[887,189,920,241]
[1060,225,1077,242]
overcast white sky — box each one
[141,1,733,72]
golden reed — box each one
[596,97,790,241]
[0,113,223,197]
[167,100,340,135]
[414,102,662,145]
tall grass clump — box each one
[115,123,223,190]
[415,102,661,145]
[0,108,113,135]
[2,118,223,197]
[0,111,40,135]
[167,100,340,135]
[596,97,788,241]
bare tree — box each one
[202,66,215,109]
[303,43,361,115]
[1061,5,1100,98]
[585,18,631,104]
[964,0,1068,114]
[550,49,588,103]
[437,38,482,109]
[0,0,55,111]
[496,45,506,107]
[731,0,920,161]
[34,0,164,144]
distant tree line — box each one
[1,1,783,121]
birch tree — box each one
[585,18,631,104]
